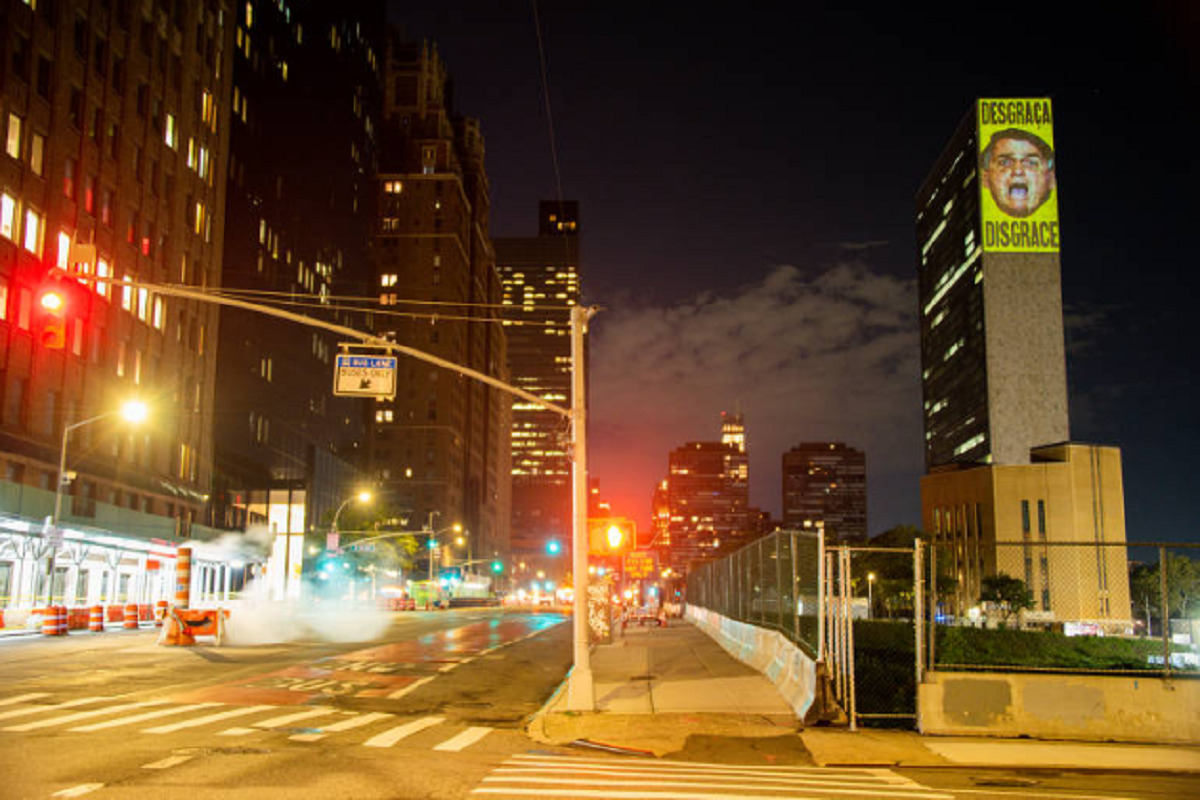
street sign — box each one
[326,532,339,551]
[624,550,656,579]
[333,353,398,398]
[348,542,375,552]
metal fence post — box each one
[792,531,801,644]
[914,539,925,685]
[842,547,857,731]
[929,543,937,671]
[1159,546,1171,678]
[817,530,826,661]
[775,533,784,633]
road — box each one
[1,608,1197,799]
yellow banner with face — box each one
[978,98,1060,253]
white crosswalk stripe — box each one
[363,715,445,747]
[0,695,494,752]
[472,754,954,799]
[4,700,166,732]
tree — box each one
[317,501,420,576]
[1131,553,1200,623]
[979,573,1034,622]
[854,525,957,618]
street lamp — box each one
[867,572,876,618]
[331,490,373,539]
[45,399,149,604]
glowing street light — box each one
[45,399,149,603]
[867,572,876,618]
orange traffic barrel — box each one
[123,603,139,629]
[88,605,104,632]
[39,607,55,636]
[154,600,169,627]
[58,606,69,635]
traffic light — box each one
[491,560,504,573]
[35,284,67,349]
[587,517,636,556]
[546,540,561,555]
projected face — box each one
[983,135,1055,218]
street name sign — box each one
[334,353,398,398]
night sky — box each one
[387,3,1198,541]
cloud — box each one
[588,261,924,534]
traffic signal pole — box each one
[58,272,599,709]
[567,304,596,710]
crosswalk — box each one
[0,694,496,752]
[472,754,954,799]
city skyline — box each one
[390,3,1196,539]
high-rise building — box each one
[494,201,580,567]
[210,2,382,595]
[1,1,234,545]
[916,99,1128,625]
[658,412,749,573]
[917,98,1069,470]
[369,34,510,567]
[781,442,867,542]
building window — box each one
[1021,500,1030,535]
[5,113,21,158]
[30,132,44,175]
[23,207,43,254]
[0,193,16,239]
[1037,500,1046,537]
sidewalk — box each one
[527,620,1200,773]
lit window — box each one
[164,113,177,149]
[0,193,16,239]
[121,276,134,311]
[153,296,164,329]
[23,207,43,254]
[5,113,20,158]
[56,231,71,269]
[96,259,110,298]
[30,132,44,175]
[137,288,149,321]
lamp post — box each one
[44,399,148,604]
[331,490,372,542]
[867,572,876,619]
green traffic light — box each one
[491,561,503,573]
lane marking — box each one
[497,763,917,784]
[218,727,257,736]
[386,676,434,700]
[433,726,492,751]
[482,775,950,797]
[289,711,392,742]
[0,696,109,722]
[0,692,50,706]
[438,662,461,673]
[71,702,223,732]
[4,700,164,731]
[142,755,194,770]
[474,788,951,800]
[362,715,444,748]
[144,704,275,734]
[51,785,105,798]
[252,707,337,729]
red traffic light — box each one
[35,284,68,349]
[587,517,636,556]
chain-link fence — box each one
[686,529,822,658]
[928,541,1200,676]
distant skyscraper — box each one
[782,442,867,542]
[658,412,749,573]
[369,35,511,564]
[494,202,580,564]
[917,100,1129,625]
[211,3,381,577]
[917,98,1068,470]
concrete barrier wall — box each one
[686,605,818,719]
[919,670,1200,744]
